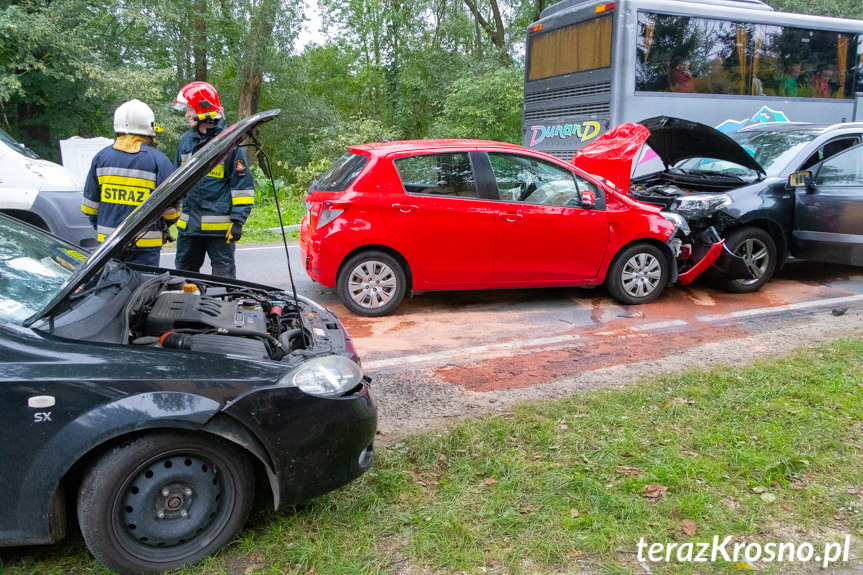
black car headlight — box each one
[286,355,364,398]
[674,194,732,219]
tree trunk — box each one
[463,0,506,51]
[193,0,208,81]
[17,101,51,151]
[534,0,547,21]
[236,0,278,169]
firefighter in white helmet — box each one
[81,99,178,266]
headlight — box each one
[660,211,690,236]
[674,194,732,219]
[286,355,364,398]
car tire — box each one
[720,226,777,293]
[337,250,407,317]
[77,431,254,575]
[606,243,668,305]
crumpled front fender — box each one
[678,239,724,285]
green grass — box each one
[5,339,863,574]
[241,196,305,244]
[163,197,304,247]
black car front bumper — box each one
[224,382,377,508]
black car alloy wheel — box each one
[721,226,777,293]
[78,432,254,575]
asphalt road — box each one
[161,243,863,441]
[160,242,863,370]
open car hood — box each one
[27,109,279,325]
[573,116,765,193]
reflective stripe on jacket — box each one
[82,143,176,249]
[174,124,255,236]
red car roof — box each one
[349,139,541,156]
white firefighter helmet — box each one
[113,99,158,137]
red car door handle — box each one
[392,203,419,213]
[498,211,523,222]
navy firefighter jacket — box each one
[174,124,255,236]
[81,144,178,250]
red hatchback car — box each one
[300,140,723,316]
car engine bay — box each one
[631,171,744,209]
[46,263,312,362]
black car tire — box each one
[720,226,777,293]
[606,242,668,305]
[77,431,254,575]
[337,250,407,317]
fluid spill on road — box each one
[434,324,751,391]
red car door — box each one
[483,152,609,282]
[380,150,496,285]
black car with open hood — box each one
[575,116,863,293]
[0,110,377,575]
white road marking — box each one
[363,334,583,370]
[696,294,863,323]
[629,319,690,332]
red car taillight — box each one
[314,200,352,229]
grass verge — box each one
[4,339,863,574]
[241,197,305,244]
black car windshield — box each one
[675,129,819,178]
[314,153,369,191]
[0,216,86,323]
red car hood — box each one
[571,123,650,194]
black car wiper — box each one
[69,278,126,301]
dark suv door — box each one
[793,143,863,264]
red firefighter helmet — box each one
[173,81,224,122]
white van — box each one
[0,127,97,248]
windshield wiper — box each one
[69,278,126,301]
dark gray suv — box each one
[583,117,863,292]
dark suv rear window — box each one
[314,153,369,191]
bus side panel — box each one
[522,67,613,161]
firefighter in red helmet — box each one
[172,81,254,278]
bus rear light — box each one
[528,23,543,33]
[595,2,615,13]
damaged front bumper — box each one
[667,227,725,286]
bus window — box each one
[528,15,613,80]
[635,11,861,99]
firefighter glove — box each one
[226,222,242,243]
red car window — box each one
[393,152,478,198]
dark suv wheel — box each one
[720,226,777,293]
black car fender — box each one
[14,391,223,546]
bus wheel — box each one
[720,227,776,293]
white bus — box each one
[523,0,863,159]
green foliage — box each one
[431,63,524,143]
[3,0,862,176]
